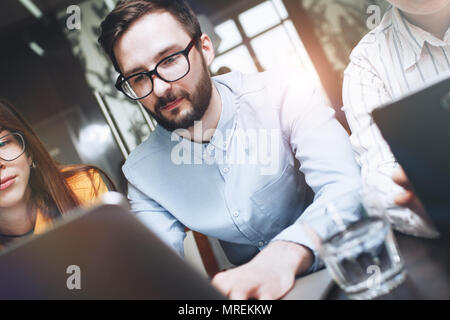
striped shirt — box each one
[342,7,450,238]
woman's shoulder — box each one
[61,165,109,206]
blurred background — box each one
[0,0,390,276]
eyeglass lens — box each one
[0,133,25,161]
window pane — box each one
[214,19,243,54]
[271,0,288,20]
[251,24,303,70]
[239,1,281,38]
[211,45,258,75]
[282,20,322,84]
[251,22,321,86]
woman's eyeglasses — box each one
[0,132,26,162]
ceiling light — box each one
[18,0,43,19]
[29,41,45,56]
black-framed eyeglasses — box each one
[0,132,26,162]
[115,36,200,100]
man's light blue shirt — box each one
[122,68,361,272]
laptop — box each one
[372,74,450,237]
[0,192,334,299]
[0,193,225,299]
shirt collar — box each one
[209,79,238,151]
[392,7,450,70]
[155,76,239,157]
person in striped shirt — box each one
[342,0,450,238]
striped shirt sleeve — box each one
[342,50,439,238]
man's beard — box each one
[145,62,212,132]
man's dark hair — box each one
[98,0,202,73]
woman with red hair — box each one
[0,99,115,248]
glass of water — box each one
[302,190,407,300]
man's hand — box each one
[392,168,430,223]
[211,241,313,300]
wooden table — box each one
[326,232,450,299]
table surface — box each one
[325,232,450,300]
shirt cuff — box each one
[271,222,323,275]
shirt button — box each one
[223,167,229,174]
[258,241,265,247]
[207,145,215,153]
[233,211,239,217]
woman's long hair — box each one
[0,99,115,218]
